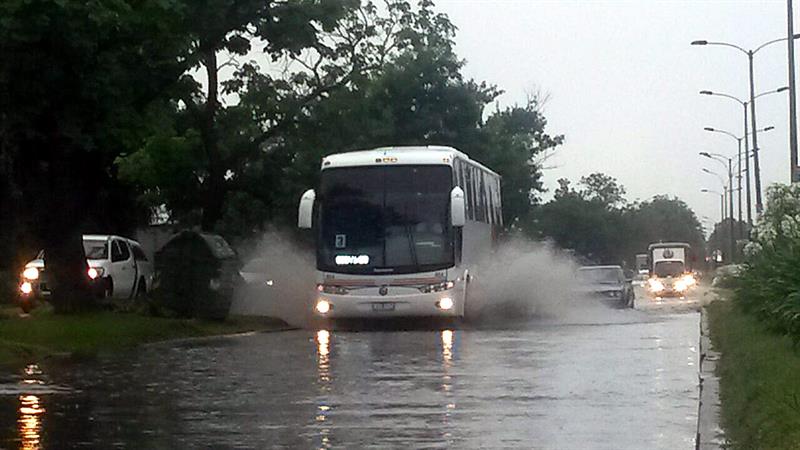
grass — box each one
[0,304,289,370]
[707,300,800,450]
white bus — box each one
[298,145,502,319]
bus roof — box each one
[321,145,499,176]
[648,242,691,250]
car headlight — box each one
[22,267,39,281]
[681,274,696,287]
[674,281,688,292]
[88,267,105,280]
[20,282,33,295]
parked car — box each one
[576,265,635,308]
[19,235,154,304]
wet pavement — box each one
[0,291,701,449]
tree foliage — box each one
[0,0,189,311]
[532,174,705,266]
[117,0,564,240]
[1,0,567,311]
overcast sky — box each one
[436,0,797,231]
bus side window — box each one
[465,165,474,220]
[484,175,495,225]
[479,171,488,223]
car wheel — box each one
[105,278,114,299]
[135,278,147,300]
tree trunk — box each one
[199,46,226,232]
[36,126,95,313]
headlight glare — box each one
[438,297,454,310]
[87,267,104,280]
[20,282,33,295]
[22,267,39,281]
[316,299,331,314]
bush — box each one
[736,184,800,339]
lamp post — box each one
[692,36,800,213]
[701,188,727,262]
[699,88,786,224]
[704,124,776,237]
[701,152,735,261]
[701,167,728,217]
[701,189,725,223]
[789,0,799,182]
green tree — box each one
[579,172,627,208]
[0,0,188,311]
[533,175,705,266]
[118,0,426,233]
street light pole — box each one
[701,189,725,223]
[789,0,799,182]
[693,35,800,211]
[728,158,735,259]
[700,89,785,224]
[743,103,752,224]
[701,152,736,262]
[748,51,764,214]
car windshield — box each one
[577,267,622,284]
[654,261,684,277]
[83,240,108,259]
[318,165,453,275]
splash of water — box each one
[230,229,316,327]
[231,231,639,328]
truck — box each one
[645,242,696,297]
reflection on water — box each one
[18,394,43,450]
[441,329,454,364]
[315,330,332,449]
[316,330,331,385]
[0,316,700,449]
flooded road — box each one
[0,294,700,449]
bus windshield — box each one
[318,165,453,274]
[654,260,684,277]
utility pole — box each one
[728,159,735,261]
[790,0,799,182]
[749,50,764,214]
[737,138,744,238]
[744,104,752,224]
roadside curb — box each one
[696,306,726,449]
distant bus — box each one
[298,145,502,319]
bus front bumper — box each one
[312,290,464,319]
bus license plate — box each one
[372,303,395,312]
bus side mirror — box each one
[298,189,316,229]
[450,186,465,227]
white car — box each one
[20,234,154,301]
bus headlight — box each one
[22,267,39,281]
[674,281,688,292]
[315,299,331,314]
[648,278,665,292]
[438,297,454,310]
